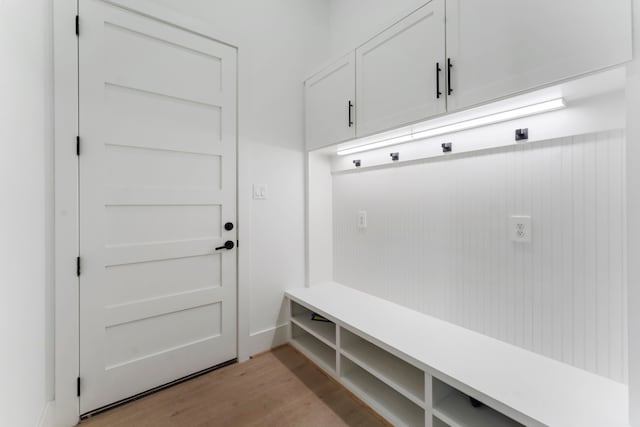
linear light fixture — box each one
[336,98,566,156]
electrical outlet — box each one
[253,184,268,200]
[357,211,367,229]
[510,215,531,243]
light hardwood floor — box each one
[79,345,389,427]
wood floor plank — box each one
[79,345,390,427]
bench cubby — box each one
[290,323,336,375]
[340,357,425,427]
[341,327,425,406]
[432,378,522,427]
[290,300,336,347]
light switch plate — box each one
[253,184,268,200]
[358,211,367,229]
[510,215,531,243]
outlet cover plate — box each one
[510,215,531,243]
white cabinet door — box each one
[305,53,356,150]
[79,0,237,414]
[446,0,632,111]
[355,0,446,137]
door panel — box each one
[105,255,221,306]
[103,18,224,105]
[446,0,632,111]
[79,0,237,414]
[305,52,356,150]
[103,83,223,154]
[355,0,446,137]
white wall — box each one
[627,0,640,422]
[0,0,54,426]
[141,0,330,355]
[328,0,427,57]
[333,128,628,383]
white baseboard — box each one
[248,324,290,357]
[38,401,55,427]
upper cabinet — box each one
[445,0,632,111]
[305,52,356,151]
[304,0,632,150]
[355,0,446,137]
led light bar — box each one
[336,98,566,156]
[337,134,413,156]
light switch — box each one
[358,211,367,229]
[253,184,268,200]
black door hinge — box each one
[75,15,79,36]
[77,377,81,397]
[76,257,81,277]
[237,240,239,248]
[76,136,80,156]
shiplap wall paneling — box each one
[333,130,627,382]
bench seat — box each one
[286,282,628,427]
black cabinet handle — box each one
[348,100,354,127]
[447,58,453,95]
[215,240,235,251]
[436,62,442,99]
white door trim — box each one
[53,1,245,425]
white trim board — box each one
[53,1,244,425]
[38,401,55,427]
[248,324,290,357]
[53,1,79,424]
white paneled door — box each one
[78,0,237,414]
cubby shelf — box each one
[290,314,336,347]
[433,388,523,427]
[341,329,424,407]
[290,300,337,348]
[340,358,425,427]
[290,325,336,374]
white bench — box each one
[285,282,629,427]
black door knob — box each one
[224,222,234,231]
[215,240,235,251]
